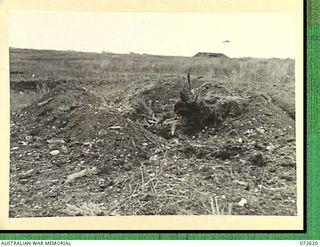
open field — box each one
[9,48,296,217]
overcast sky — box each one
[9,11,296,58]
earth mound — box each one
[10,77,297,217]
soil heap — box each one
[10,78,297,217]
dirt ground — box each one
[9,49,297,217]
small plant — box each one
[36,82,50,97]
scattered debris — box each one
[238,198,248,207]
[65,167,98,184]
[47,139,65,144]
[50,150,60,156]
[250,152,266,166]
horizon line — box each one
[9,46,295,60]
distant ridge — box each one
[194,52,229,58]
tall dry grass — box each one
[10,48,294,83]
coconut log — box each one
[174,74,247,130]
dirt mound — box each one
[135,80,183,113]
[110,79,183,139]
[25,85,102,117]
[11,86,164,177]
[10,76,296,217]
[10,85,168,217]
[11,85,103,140]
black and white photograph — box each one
[8,10,300,221]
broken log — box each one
[174,75,248,131]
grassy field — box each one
[10,48,295,103]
